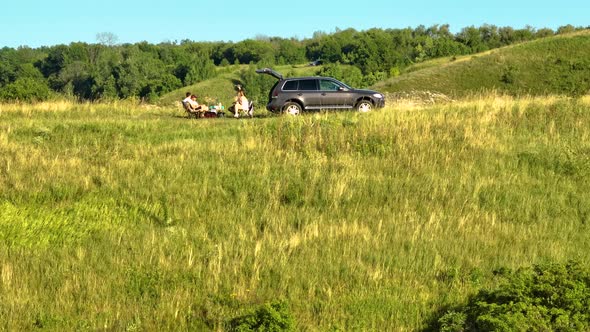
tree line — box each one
[0,24,586,102]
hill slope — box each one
[374,31,590,97]
[158,65,321,108]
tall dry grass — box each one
[1,96,589,330]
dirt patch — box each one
[386,90,454,107]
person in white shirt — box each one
[231,89,249,118]
[182,92,207,116]
[181,92,196,116]
[182,92,192,105]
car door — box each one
[255,68,283,80]
[318,78,354,109]
[296,79,322,110]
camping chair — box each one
[238,101,254,118]
[182,101,199,118]
[245,101,254,118]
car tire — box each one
[356,100,373,112]
[282,102,302,115]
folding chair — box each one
[181,101,199,119]
[242,101,254,118]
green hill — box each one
[158,64,321,108]
[374,30,590,97]
[158,67,244,109]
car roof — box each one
[285,76,336,80]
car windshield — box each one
[319,79,352,91]
[319,80,339,91]
[332,79,353,90]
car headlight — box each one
[373,93,383,99]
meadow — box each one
[0,96,589,330]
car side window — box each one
[283,80,298,91]
[298,79,318,91]
[319,79,341,91]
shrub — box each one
[0,77,52,102]
[437,261,590,331]
[500,65,517,84]
[229,301,294,332]
[318,63,364,88]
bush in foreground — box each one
[438,261,590,331]
[228,301,294,332]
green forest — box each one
[1,24,586,103]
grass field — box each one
[1,96,589,330]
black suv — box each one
[256,68,385,115]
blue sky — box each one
[1,0,588,48]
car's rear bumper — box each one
[266,100,281,112]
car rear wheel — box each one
[282,102,302,115]
[356,100,373,112]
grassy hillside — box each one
[374,30,590,97]
[1,98,589,330]
[158,64,321,108]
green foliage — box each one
[438,261,590,331]
[238,65,275,106]
[181,53,217,86]
[389,66,400,77]
[276,39,307,64]
[229,301,294,332]
[0,77,52,101]
[558,24,576,35]
[318,63,364,88]
[500,65,517,84]
[547,57,590,96]
[1,24,575,102]
[457,26,489,53]
[362,71,387,87]
[0,48,51,101]
[438,311,467,332]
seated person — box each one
[182,92,192,103]
[229,90,249,118]
[182,92,192,109]
[187,94,208,116]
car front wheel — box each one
[282,102,302,115]
[356,100,373,112]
